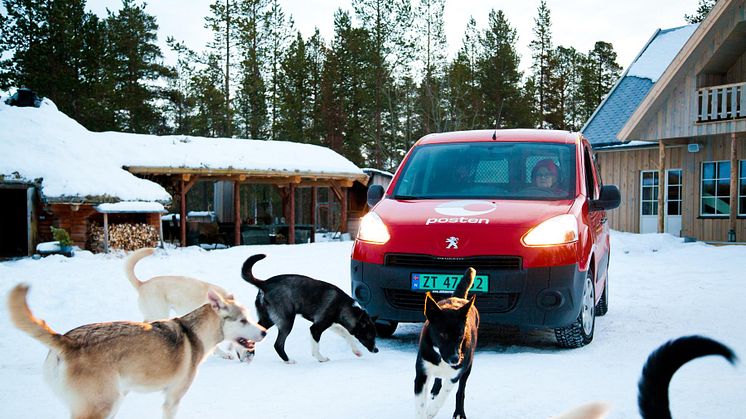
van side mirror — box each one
[367,184,385,208]
[590,185,621,211]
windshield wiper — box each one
[392,194,421,200]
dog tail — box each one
[7,284,74,352]
[241,254,268,289]
[638,335,737,419]
[124,247,155,289]
[452,267,476,299]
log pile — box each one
[88,222,159,252]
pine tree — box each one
[415,0,447,134]
[105,0,171,134]
[529,0,553,128]
[234,0,269,139]
[685,0,718,24]
[444,17,481,131]
[304,29,327,145]
[204,0,243,137]
[0,0,112,128]
[578,41,621,124]
[191,54,231,137]
[265,0,294,140]
[276,31,310,142]
[545,46,583,130]
[352,0,413,168]
[476,9,529,129]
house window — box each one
[738,160,746,215]
[667,169,682,216]
[641,171,658,216]
[700,161,730,216]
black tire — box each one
[595,276,608,317]
[374,320,398,338]
[555,271,595,348]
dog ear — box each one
[424,292,441,320]
[208,289,227,311]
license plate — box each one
[411,273,489,293]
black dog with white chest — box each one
[415,267,479,419]
[241,254,378,363]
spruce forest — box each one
[1,0,624,171]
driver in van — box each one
[530,159,564,194]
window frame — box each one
[699,160,731,217]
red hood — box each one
[359,198,577,261]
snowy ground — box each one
[1,232,744,418]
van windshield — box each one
[392,142,577,200]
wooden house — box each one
[582,0,746,242]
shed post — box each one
[234,180,241,246]
[103,213,109,253]
[288,183,296,244]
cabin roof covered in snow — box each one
[0,98,366,204]
[581,24,697,147]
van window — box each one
[392,142,576,200]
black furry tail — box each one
[638,335,737,419]
[241,254,268,289]
[452,267,476,299]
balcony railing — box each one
[697,82,746,123]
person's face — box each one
[535,168,556,188]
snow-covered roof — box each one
[582,25,698,146]
[627,25,698,82]
[96,202,166,213]
[0,97,366,204]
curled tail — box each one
[7,284,74,352]
[124,248,155,289]
[638,335,737,419]
[241,254,268,289]
[452,267,476,299]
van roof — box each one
[416,129,581,146]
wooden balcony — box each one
[697,82,746,123]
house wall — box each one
[597,136,746,241]
[632,1,746,141]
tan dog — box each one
[125,248,250,361]
[8,283,266,419]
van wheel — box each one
[555,271,595,348]
[595,276,608,317]
[375,321,398,338]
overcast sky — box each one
[84,0,701,73]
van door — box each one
[583,144,609,284]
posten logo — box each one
[426,200,496,226]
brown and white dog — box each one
[7,283,266,419]
[125,247,250,361]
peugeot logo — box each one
[445,236,459,249]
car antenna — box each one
[492,99,504,141]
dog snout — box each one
[261,330,267,338]
[371,346,379,353]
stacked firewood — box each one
[88,223,159,252]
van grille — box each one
[384,253,522,270]
[384,289,518,314]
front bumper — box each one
[350,259,586,328]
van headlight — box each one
[357,211,390,244]
[522,214,578,247]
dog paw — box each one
[284,359,297,365]
[317,356,330,362]
[353,350,363,357]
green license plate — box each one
[411,273,489,293]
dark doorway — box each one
[0,188,28,257]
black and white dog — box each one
[555,335,738,419]
[241,254,378,364]
[415,267,479,419]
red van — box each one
[351,129,620,348]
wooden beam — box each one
[183,175,200,194]
[311,187,317,235]
[103,213,109,253]
[234,181,241,246]
[729,133,738,241]
[340,186,348,234]
[330,182,344,202]
[657,140,665,234]
[288,184,296,244]
[180,179,187,247]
